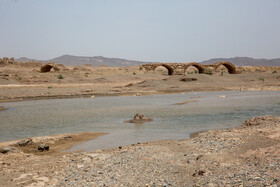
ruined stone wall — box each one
[139,62,237,75]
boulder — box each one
[0,147,17,154]
[17,137,33,146]
[38,144,49,151]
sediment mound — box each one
[124,113,153,124]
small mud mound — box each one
[124,113,153,124]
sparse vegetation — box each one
[205,70,213,75]
[57,74,64,79]
[259,77,264,81]
[255,69,262,72]
[48,86,53,89]
[272,71,277,74]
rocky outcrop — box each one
[0,57,42,67]
[0,57,15,66]
[243,116,279,127]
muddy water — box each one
[0,91,279,151]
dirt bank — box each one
[0,116,279,186]
[0,132,106,156]
[1,65,280,103]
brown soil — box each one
[0,133,106,156]
[0,64,280,103]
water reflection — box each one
[0,91,279,151]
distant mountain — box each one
[16,57,38,62]
[16,55,280,66]
[16,55,146,67]
[200,57,280,66]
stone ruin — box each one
[0,57,15,66]
[0,57,42,67]
[40,63,68,73]
[139,61,237,75]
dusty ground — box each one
[0,64,280,102]
[1,63,280,186]
[0,116,279,186]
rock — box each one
[37,176,50,182]
[0,147,15,154]
[196,155,203,161]
[38,144,49,151]
[3,57,9,63]
[192,170,205,176]
[17,137,33,146]
[91,95,95,99]
[124,113,153,124]
[134,93,141,96]
[13,173,33,181]
[243,116,277,127]
[125,83,133,87]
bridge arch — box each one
[154,64,174,75]
[41,64,54,72]
[40,63,60,73]
[184,63,206,74]
[213,62,236,74]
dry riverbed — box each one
[0,116,279,186]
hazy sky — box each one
[0,0,279,62]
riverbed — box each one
[0,91,279,151]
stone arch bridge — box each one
[139,61,237,75]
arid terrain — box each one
[0,116,279,186]
[0,59,280,103]
[0,59,280,186]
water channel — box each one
[0,91,279,151]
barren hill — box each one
[201,57,280,66]
[17,55,146,67]
[15,56,280,67]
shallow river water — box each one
[0,91,279,151]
